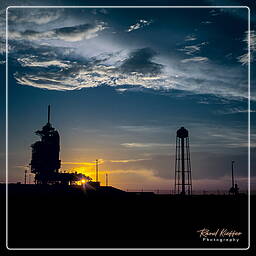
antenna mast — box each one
[96,159,99,182]
[48,105,51,124]
[106,173,108,186]
[231,161,235,188]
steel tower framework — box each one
[174,127,192,195]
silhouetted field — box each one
[1,184,251,249]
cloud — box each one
[10,39,250,101]
[14,55,167,91]
[126,19,153,32]
[0,41,5,55]
[118,125,166,133]
[62,159,104,166]
[121,143,170,148]
[237,53,248,66]
[9,23,106,42]
[8,8,64,25]
[4,8,251,100]
[181,56,209,63]
[179,45,200,55]
[201,21,213,24]
[91,8,108,15]
[103,152,249,181]
[17,57,71,68]
[179,42,208,55]
[13,47,250,101]
[110,158,150,163]
[52,23,106,42]
[120,47,163,75]
[237,30,255,65]
[216,107,256,114]
[209,9,221,16]
[13,47,250,100]
[184,35,197,41]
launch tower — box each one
[30,105,61,184]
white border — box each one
[5,5,251,251]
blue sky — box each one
[0,0,255,191]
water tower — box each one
[174,127,192,195]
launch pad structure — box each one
[30,105,89,185]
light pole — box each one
[96,159,99,182]
[24,170,27,184]
[231,161,235,188]
[106,173,108,186]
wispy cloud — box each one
[91,8,108,15]
[121,143,170,148]
[179,40,208,55]
[209,9,220,16]
[14,46,167,91]
[110,158,150,163]
[119,125,165,133]
[216,107,256,115]
[62,159,104,165]
[181,56,208,63]
[201,21,213,24]
[5,10,251,101]
[9,8,64,25]
[17,57,71,68]
[10,23,106,42]
[237,30,255,66]
[126,19,153,32]
[184,34,197,41]
[13,44,250,100]
[179,45,201,55]
[179,39,209,64]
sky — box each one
[0,0,255,192]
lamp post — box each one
[106,173,108,186]
[231,161,235,188]
[24,170,27,184]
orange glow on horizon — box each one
[62,159,104,166]
[60,158,171,190]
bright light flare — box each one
[81,179,86,184]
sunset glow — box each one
[2,6,253,193]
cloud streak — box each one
[9,8,64,25]
[10,23,106,42]
[237,30,255,66]
[216,107,256,114]
[17,57,71,68]
[13,44,250,100]
[126,19,153,32]
[184,34,197,41]
[121,143,171,148]
[5,8,251,101]
[181,56,209,63]
[179,42,208,55]
[110,158,150,163]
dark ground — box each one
[0,184,255,255]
